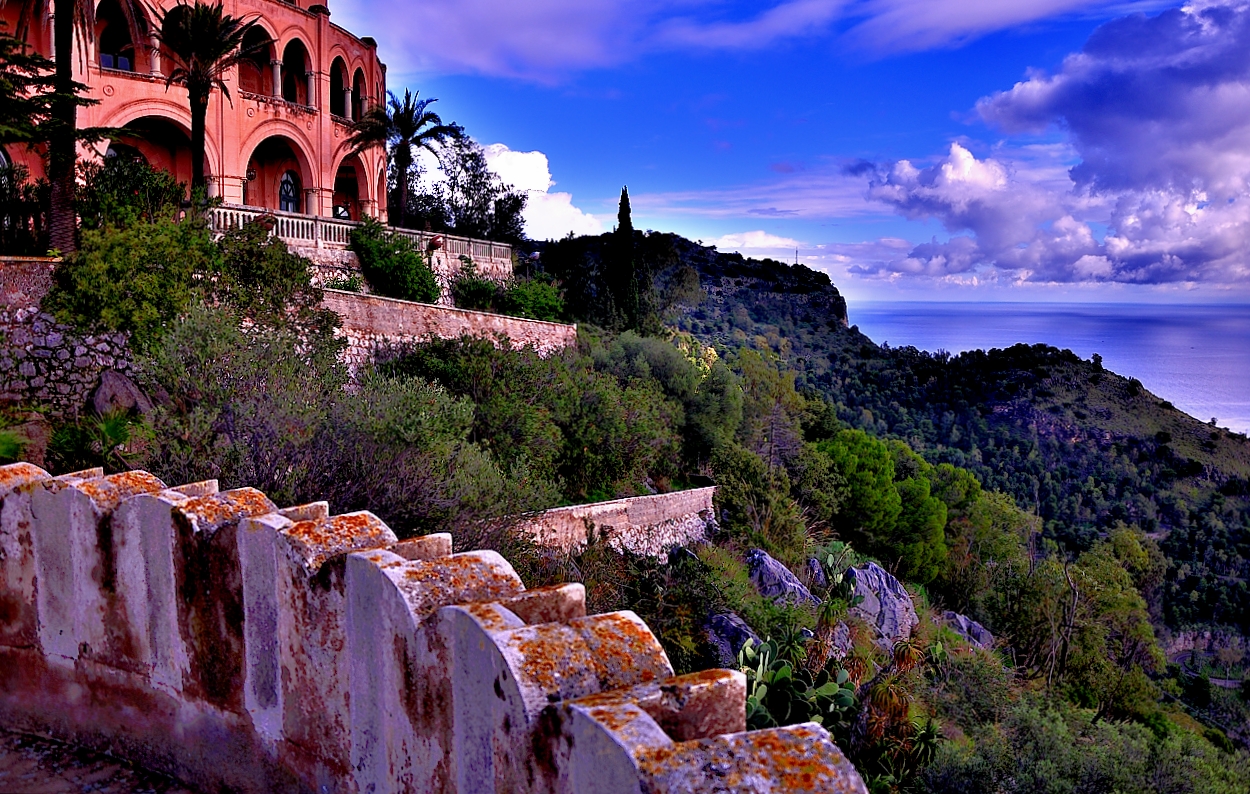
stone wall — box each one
[294,245,513,307]
[0,462,868,794]
[516,487,718,556]
[324,289,578,371]
[0,258,134,417]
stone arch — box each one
[242,131,316,214]
[97,99,222,178]
[281,38,312,105]
[331,152,371,220]
[238,25,277,96]
[329,56,349,118]
[100,115,207,198]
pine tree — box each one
[613,186,638,328]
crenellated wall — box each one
[0,463,867,793]
[516,487,718,555]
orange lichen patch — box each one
[511,623,595,698]
[284,512,395,571]
[573,613,671,688]
[179,488,277,532]
[666,669,738,688]
[567,687,637,709]
[586,704,647,735]
[76,470,166,511]
[0,462,49,493]
[638,724,866,794]
[462,602,523,633]
[393,553,524,617]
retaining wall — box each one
[294,245,513,307]
[517,487,718,556]
[324,289,578,371]
[0,462,867,793]
[0,258,134,416]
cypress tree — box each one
[614,186,638,328]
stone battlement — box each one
[0,463,867,793]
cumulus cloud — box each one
[710,231,804,251]
[481,144,603,240]
[855,1,1250,286]
[339,0,1146,79]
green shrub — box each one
[137,303,556,536]
[323,273,363,292]
[214,220,341,363]
[77,157,184,230]
[499,276,564,321]
[45,216,218,349]
[450,260,500,311]
[349,218,439,303]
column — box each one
[271,60,282,98]
[306,71,317,109]
[343,89,354,120]
[149,34,161,75]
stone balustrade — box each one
[0,463,867,793]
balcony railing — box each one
[208,204,514,263]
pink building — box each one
[2,0,389,223]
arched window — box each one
[329,57,348,117]
[352,69,366,120]
[279,170,300,213]
[238,27,274,94]
[97,0,137,71]
[282,40,310,104]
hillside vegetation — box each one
[5,162,1250,792]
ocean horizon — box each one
[849,301,1250,435]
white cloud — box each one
[481,144,603,240]
[710,231,804,251]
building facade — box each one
[2,0,388,222]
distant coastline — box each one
[850,301,1250,435]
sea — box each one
[849,302,1250,435]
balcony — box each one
[208,204,513,264]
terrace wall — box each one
[517,487,718,556]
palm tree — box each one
[155,1,257,196]
[342,89,460,227]
[1,0,141,253]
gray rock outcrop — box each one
[92,370,153,417]
[847,562,918,650]
[747,548,819,607]
[942,611,995,649]
[704,612,762,668]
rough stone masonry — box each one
[0,462,868,793]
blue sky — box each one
[333,0,1250,302]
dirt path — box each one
[0,730,196,794]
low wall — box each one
[0,257,134,416]
[0,463,867,794]
[294,241,513,308]
[324,289,578,371]
[518,487,718,556]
